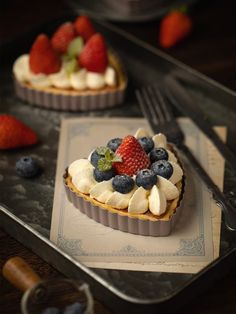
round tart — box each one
[13,16,127,111]
[64,128,184,236]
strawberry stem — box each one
[170,5,188,14]
[96,146,122,171]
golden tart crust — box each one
[64,174,183,222]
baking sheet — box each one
[68,0,198,22]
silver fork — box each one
[136,85,236,232]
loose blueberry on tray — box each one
[15,156,41,178]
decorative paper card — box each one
[50,118,226,273]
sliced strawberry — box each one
[29,34,61,74]
[51,22,76,54]
[79,33,108,73]
[113,135,150,176]
[0,115,38,150]
[74,15,96,41]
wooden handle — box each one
[2,257,41,292]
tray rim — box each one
[0,203,236,314]
[1,14,236,311]
[68,0,198,23]
[1,203,236,305]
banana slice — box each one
[104,66,117,87]
[128,186,149,214]
[134,128,150,138]
[167,149,177,163]
[157,175,179,200]
[89,180,114,203]
[169,161,183,184]
[152,133,167,149]
[106,189,136,209]
[149,185,167,216]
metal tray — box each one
[1,15,236,313]
[67,0,198,23]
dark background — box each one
[1,0,236,91]
[1,0,236,313]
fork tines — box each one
[136,85,174,129]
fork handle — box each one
[179,143,236,231]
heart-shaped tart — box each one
[64,128,184,236]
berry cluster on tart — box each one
[13,16,127,111]
[64,128,184,236]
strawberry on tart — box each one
[64,128,184,236]
[13,16,127,111]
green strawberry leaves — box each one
[67,36,84,58]
[63,57,79,75]
[62,36,84,75]
[96,146,122,171]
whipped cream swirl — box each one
[13,54,117,90]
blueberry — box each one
[138,137,154,153]
[93,166,116,182]
[151,160,173,179]
[15,156,40,178]
[64,302,84,314]
[135,169,157,190]
[112,174,135,194]
[41,307,60,314]
[107,138,122,152]
[90,150,100,167]
[149,148,168,163]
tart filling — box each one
[64,174,182,222]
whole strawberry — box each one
[0,115,38,150]
[74,15,96,41]
[29,34,61,74]
[113,135,150,176]
[79,33,108,73]
[159,10,192,48]
[51,22,76,54]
